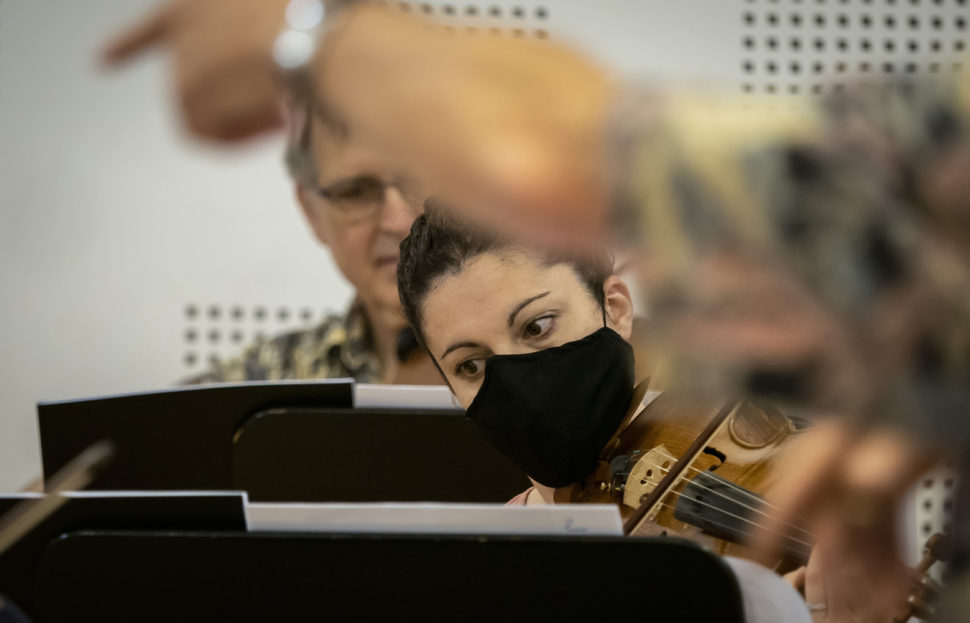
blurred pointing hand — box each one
[102,0,289,142]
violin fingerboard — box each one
[673,471,812,565]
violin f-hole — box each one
[702,446,726,470]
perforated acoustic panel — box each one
[381,1,968,96]
[739,0,968,96]
[384,1,550,38]
[181,303,332,373]
[912,463,959,581]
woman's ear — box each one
[295,184,332,247]
[603,275,635,340]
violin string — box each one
[634,456,815,540]
[616,450,815,539]
[644,499,813,561]
[640,446,815,530]
[648,499,777,540]
[650,447,800,517]
[632,485,816,553]
[635,464,816,545]
[631,473,815,549]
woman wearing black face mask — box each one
[398,206,647,504]
[398,207,904,623]
[398,206,794,507]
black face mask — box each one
[464,327,636,488]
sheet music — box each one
[354,384,462,410]
[246,502,623,536]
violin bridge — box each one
[623,445,675,512]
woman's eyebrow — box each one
[441,341,480,359]
[507,291,551,327]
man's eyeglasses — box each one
[314,175,420,222]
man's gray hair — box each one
[283,87,349,187]
[284,92,318,187]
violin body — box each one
[556,388,951,613]
[556,391,807,568]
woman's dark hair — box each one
[398,201,614,346]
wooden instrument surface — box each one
[556,391,805,567]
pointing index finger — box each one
[100,5,171,66]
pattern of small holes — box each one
[740,0,968,96]
[390,2,550,39]
[182,303,326,371]
[914,464,957,581]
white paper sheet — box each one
[245,502,623,536]
[353,384,462,410]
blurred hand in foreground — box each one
[315,5,616,249]
[761,421,940,622]
[102,0,289,142]
[101,2,615,245]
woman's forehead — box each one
[434,251,570,301]
[421,252,580,344]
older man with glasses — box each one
[190,94,437,386]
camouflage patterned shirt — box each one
[185,300,382,384]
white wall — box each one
[0,0,352,489]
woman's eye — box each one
[455,359,484,378]
[523,316,555,339]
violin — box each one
[556,383,952,617]
[554,384,810,569]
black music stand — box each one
[233,407,529,502]
[38,383,529,502]
[38,381,354,491]
[34,531,744,622]
[0,493,245,618]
